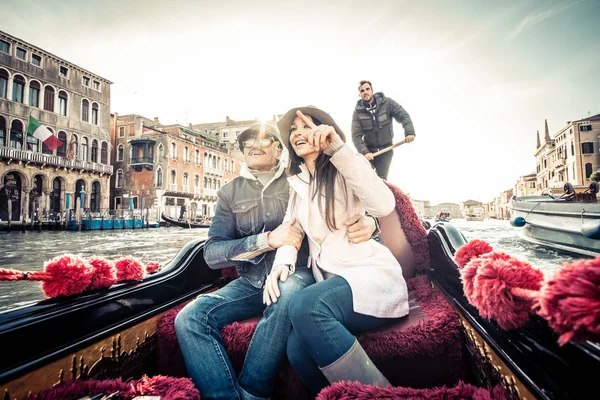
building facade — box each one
[535,115,600,193]
[430,202,462,219]
[110,114,241,222]
[0,30,112,223]
[513,173,537,198]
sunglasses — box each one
[243,137,276,149]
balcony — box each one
[130,156,154,171]
[170,184,178,191]
[183,185,190,193]
[204,189,218,198]
[0,147,113,175]
[205,167,225,177]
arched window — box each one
[29,81,40,108]
[195,174,200,188]
[92,102,99,125]
[117,144,124,161]
[58,91,68,116]
[90,181,100,212]
[116,169,123,188]
[170,170,176,185]
[183,173,189,188]
[57,132,67,157]
[184,146,189,162]
[585,163,593,180]
[217,157,221,169]
[73,134,79,159]
[170,142,176,159]
[0,116,6,147]
[157,144,164,161]
[10,120,24,149]
[81,137,89,161]
[81,99,89,122]
[156,168,163,187]
[12,75,25,103]
[204,177,208,188]
[231,160,234,173]
[204,152,208,167]
[41,128,54,154]
[44,85,55,112]
[101,141,108,164]
[91,139,98,162]
[0,69,8,98]
[195,149,200,165]
[50,178,62,213]
[212,156,216,168]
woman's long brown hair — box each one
[287,116,347,231]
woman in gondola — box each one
[263,106,409,395]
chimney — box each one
[189,123,193,129]
[544,119,551,142]
[154,117,160,124]
[536,130,541,148]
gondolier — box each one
[351,80,416,179]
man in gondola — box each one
[351,80,416,179]
[174,123,377,400]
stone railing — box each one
[205,167,225,177]
[0,146,113,174]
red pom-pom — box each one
[455,240,493,268]
[88,257,117,290]
[461,251,513,302]
[115,257,145,282]
[536,257,600,346]
[40,255,94,298]
[470,254,544,330]
[146,262,160,274]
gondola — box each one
[161,213,211,229]
[0,184,597,400]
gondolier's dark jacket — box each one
[351,92,415,155]
[203,160,308,289]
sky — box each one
[3,0,599,204]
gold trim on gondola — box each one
[459,316,534,400]
[0,311,166,400]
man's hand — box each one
[364,153,374,161]
[267,218,303,249]
[346,214,377,244]
[405,135,415,143]
[263,266,289,306]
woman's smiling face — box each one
[289,115,319,159]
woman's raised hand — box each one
[296,110,337,151]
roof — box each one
[181,127,219,143]
[574,113,600,123]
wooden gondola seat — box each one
[156,183,465,397]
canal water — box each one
[0,220,587,312]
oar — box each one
[372,139,408,158]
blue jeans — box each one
[175,268,315,400]
[287,276,396,395]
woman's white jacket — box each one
[273,143,409,318]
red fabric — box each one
[317,380,507,400]
[31,375,199,400]
[384,181,430,273]
[115,256,144,282]
[39,255,93,298]
[146,261,160,274]
[461,252,513,306]
[455,240,494,268]
[536,257,600,345]
[88,257,117,290]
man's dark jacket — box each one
[351,92,415,155]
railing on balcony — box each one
[204,189,218,197]
[131,157,154,164]
[183,185,190,193]
[170,184,178,191]
[0,146,113,174]
[205,167,225,176]
[194,187,201,195]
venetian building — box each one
[513,173,537,198]
[111,115,240,221]
[535,114,600,194]
[0,30,112,223]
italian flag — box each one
[27,115,63,151]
